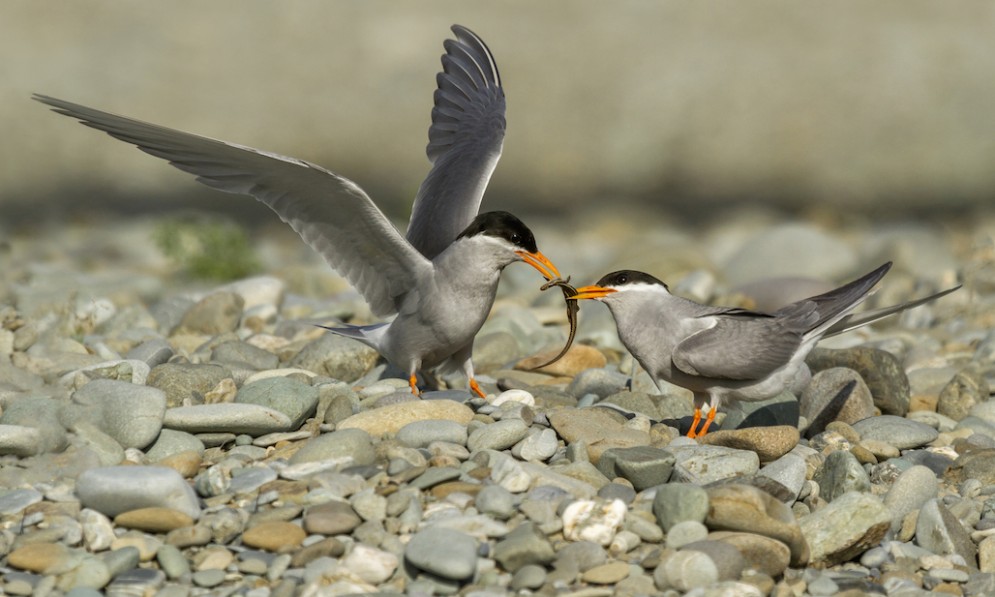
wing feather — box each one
[406,25,506,259]
[34,94,430,317]
[672,312,803,381]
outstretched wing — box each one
[405,24,506,259]
[35,94,430,317]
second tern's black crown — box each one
[596,270,669,290]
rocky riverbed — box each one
[0,209,993,596]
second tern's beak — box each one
[569,285,618,300]
[516,250,561,281]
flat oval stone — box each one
[405,526,479,580]
[241,521,306,552]
[114,507,194,533]
[163,403,292,435]
[77,466,201,520]
[7,542,73,573]
[851,415,939,449]
[337,400,474,438]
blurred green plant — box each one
[153,214,260,280]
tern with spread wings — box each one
[570,263,959,437]
[36,25,561,398]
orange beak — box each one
[515,250,561,281]
[569,285,618,300]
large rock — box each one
[289,334,378,382]
[704,484,808,566]
[806,347,910,416]
[798,491,891,567]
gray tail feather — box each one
[824,284,961,337]
[316,322,389,350]
[779,262,892,336]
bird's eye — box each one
[618,274,628,284]
[510,234,521,244]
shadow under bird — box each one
[36,25,561,399]
[569,262,960,437]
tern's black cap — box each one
[596,270,669,289]
[457,211,538,252]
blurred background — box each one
[4,0,995,227]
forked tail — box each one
[316,322,389,351]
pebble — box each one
[710,530,792,577]
[562,498,626,545]
[405,526,479,580]
[147,362,232,408]
[669,444,761,484]
[467,418,530,452]
[582,560,630,584]
[852,415,939,449]
[114,507,194,533]
[76,466,201,520]
[884,465,939,531]
[288,333,379,381]
[800,367,877,435]
[516,344,607,377]
[493,522,556,572]
[1,396,69,454]
[0,424,44,457]
[916,498,977,564]
[396,419,468,447]
[653,482,709,531]
[0,487,43,515]
[337,399,474,437]
[510,563,547,590]
[813,449,871,502]
[757,453,808,503]
[67,379,167,449]
[475,484,516,519]
[163,403,293,435]
[512,427,558,461]
[235,376,319,429]
[175,292,244,335]
[697,425,800,462]
[705,484,809,566]
[597,445,675,490]
[303,501,362,535]
[937,367,990,421]
[806,346,911,416]
[548,407,651,462]
[241,521,306,552]
[798,490,892,566]
[666,519,709,549]
[287,428,375,467]
[340,544,398,584]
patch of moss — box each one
[154,214,260,281]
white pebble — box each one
[492,389,535,407]
[562,498,626,545]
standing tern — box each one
[569,262,959,437]
[35,25,561,398]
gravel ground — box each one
[0,209,993,596]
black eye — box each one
[510,233,521,244]
[618,274,628,284]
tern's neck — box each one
[436,237,510,278]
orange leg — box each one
[697,408,716,436]
[687,408,702,438]
[408,374,421,396]
[469,378,488,399]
